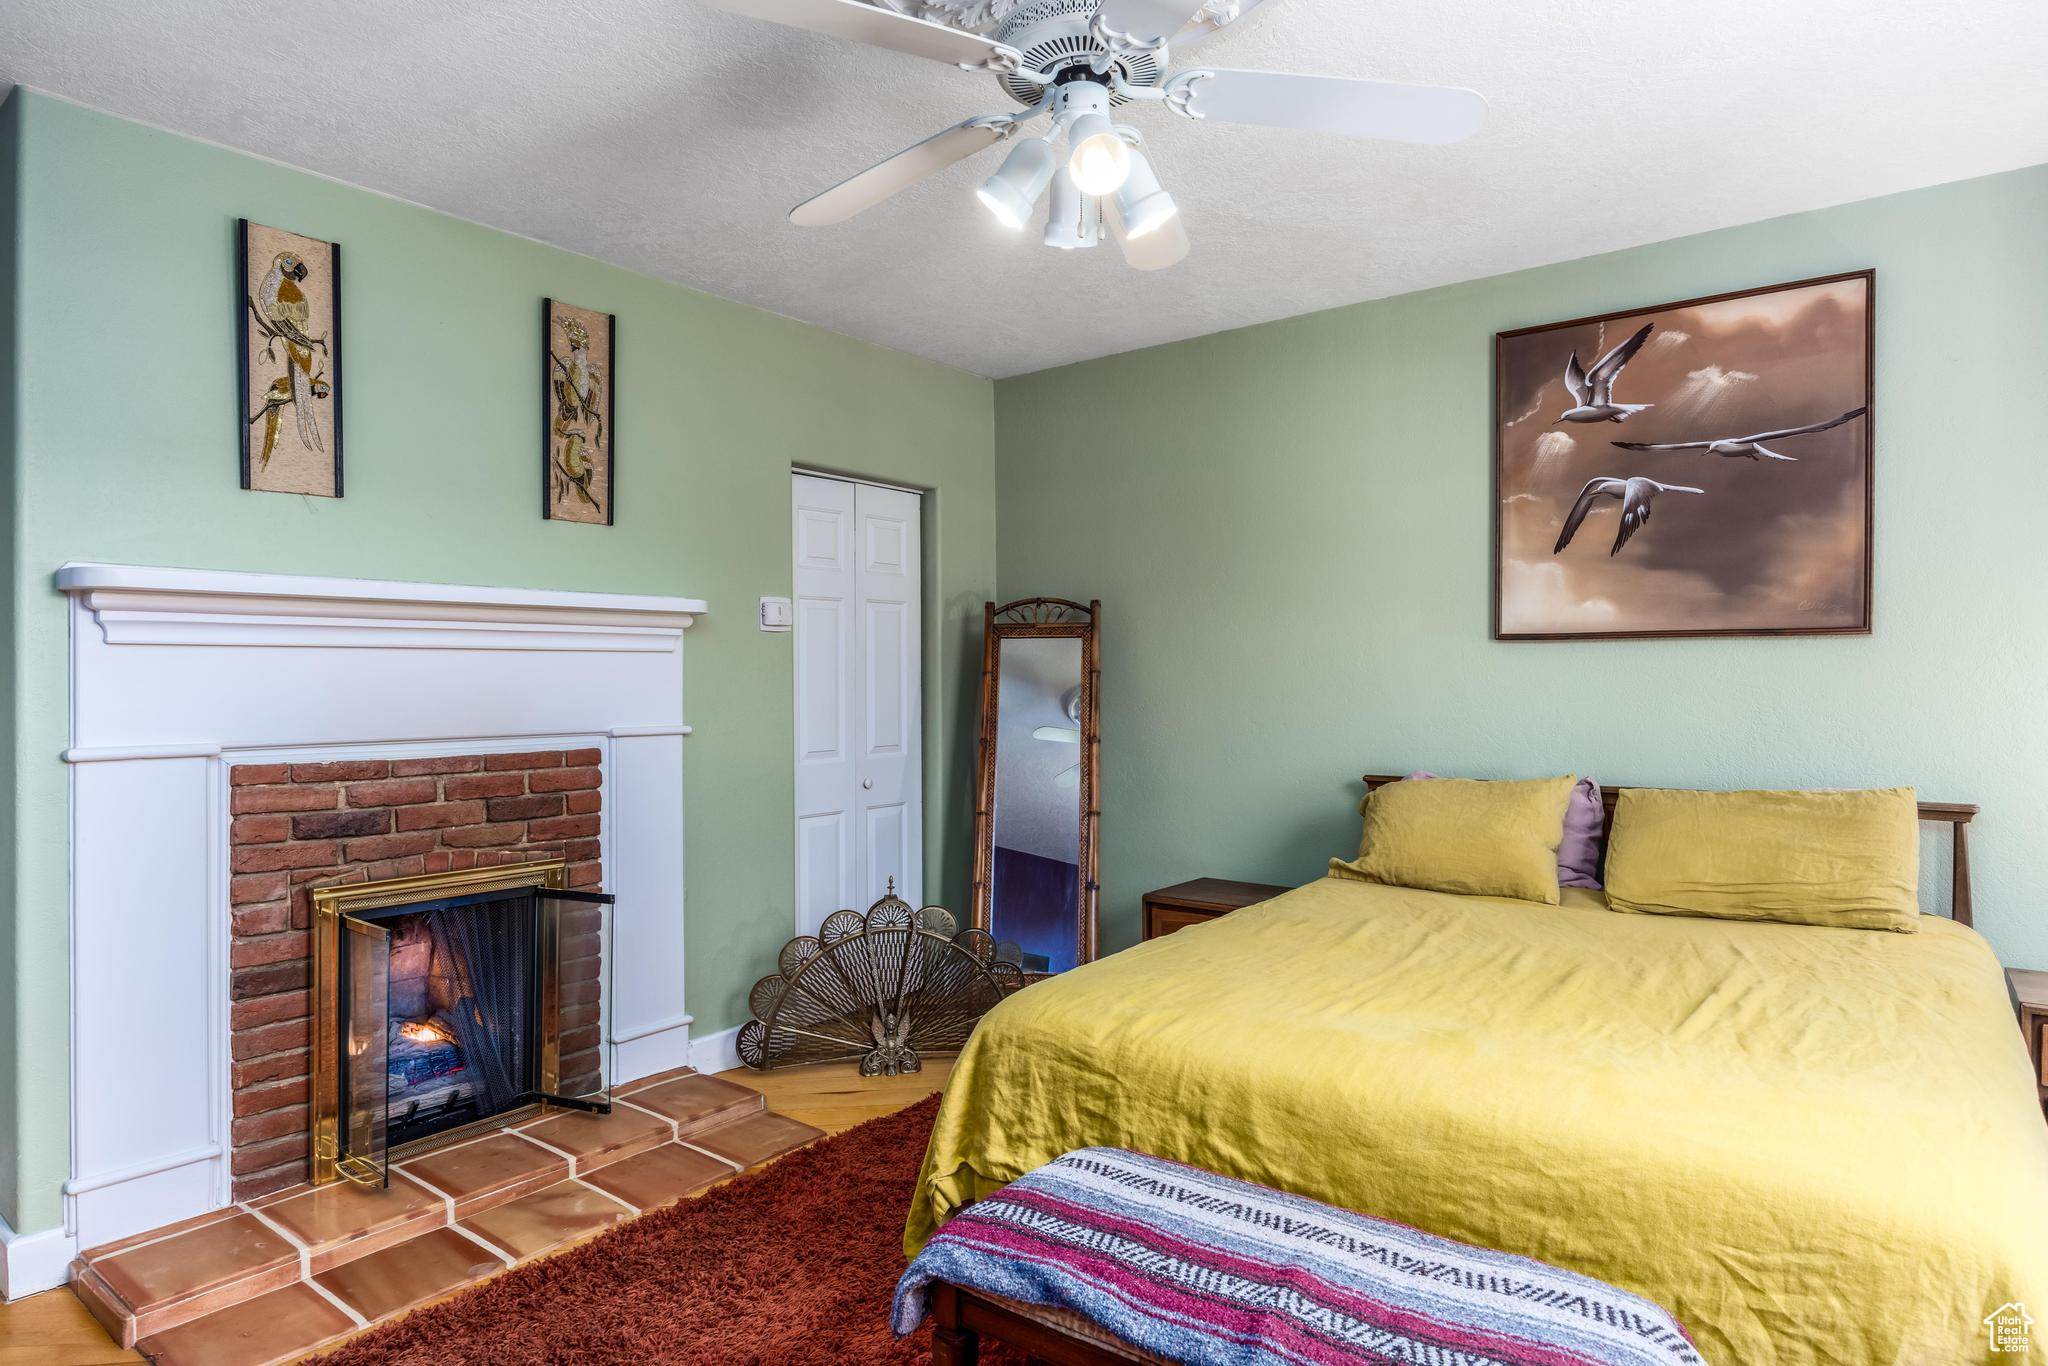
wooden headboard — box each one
[1361,775,1979,928]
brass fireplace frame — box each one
[310,860,575,1187]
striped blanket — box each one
[892,1148,1702,1366]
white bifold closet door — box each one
[793,472,923,937]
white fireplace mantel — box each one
[52,563,707,1279]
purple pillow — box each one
[1401,771,1605,889]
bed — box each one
[907,861,2048,1362]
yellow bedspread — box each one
[907,877,2048,1364]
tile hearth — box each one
[69,1069,821,1365]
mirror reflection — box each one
[989,636,1085,974]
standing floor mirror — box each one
[972,599,1101,976]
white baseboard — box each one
[1,1217,77,1301]
[688,1025,743,1075]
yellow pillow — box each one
[1603,787,1920,931]
[1331,775,1575,904]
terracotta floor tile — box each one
[617,1074,763,1135]
[397,1132,570,1219]
[89,1210,297,1313]
[252,1171,446,1273]
[457,1181,631,1261]
[135,1281,356,1366]
[614,1063,701,1096]
[578,1142,735,1212]
[515,1103,671,1171]
[314,1226,504,1323]
[686,1111,825,1169]
[80,1206,245,1263]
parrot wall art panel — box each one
[543,299,615,525]
[1492,271,1873,641]
[238,220,342,496]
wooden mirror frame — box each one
[971,598,1101,970]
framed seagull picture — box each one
[542,298,616,526]
[238,220,342,496]
[1492,270,1873,641]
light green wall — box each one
[996,163,2048,969]
[0,93,21,1237]
[1,89,996,1234]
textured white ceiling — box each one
[6,0,2047,377]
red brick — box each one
[232,1018,311,1061]
[234,1076,309,1119]
[527,814,599,841]
[231,932,310,970]
[362,856,426,883]
[565,790,602,816]
[231,841,340,874]
[484,750,565,771]
[391,755,484,777]
[342,832,438,861]
[234,1164,305,1202]
[344,777,438,807]
[232,785,338,815]
[291,809,389,840]
[439,823,525,848]
[292,865,359,887]
[563,838,600,862]
[233,1105,310,1148]
[231,871,290,906]
[559,1002,599,1031]
[529,767,600,794]
[559,979,601,1008]
[487,794,562,822]
[443,773,524,800]
[558,1026,601,1058]
[231,990,309,1031]
[291,760,389,782]
[232,1134,310,1178]
[233,961,309,999]
[233,1049,309,1089]
[230,814,291,845]
[449,851,477,869]
[231,763,291,786]
[567,861,603,889]
[424,851,453,873]
[232,902,290,937]
[395,800,487,831]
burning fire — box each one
[400,1021,448,1044]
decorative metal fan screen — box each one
[738,882,1026,1074]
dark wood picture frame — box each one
[541,298,617,525]
[970,598,1102,974]
[237,219,343,496]
[1492,269,1875,642]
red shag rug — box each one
[316,1092,1025,1366]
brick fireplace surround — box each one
[227,750,604,1198]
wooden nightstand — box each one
[1142,878,1291,941]
[2012,969,2048,1118]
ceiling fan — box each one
[700,0,1486,269]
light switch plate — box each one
[759,596,792,632]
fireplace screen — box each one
[316,866,613,1188]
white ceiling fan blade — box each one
[1183,70,1487,144]
[702,0,1021,70]
[1032,725,1081,743]
[791,119,1009,226]
[1105,198,1190,271]
[1098,0,1214,44]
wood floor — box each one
[0,1059,953,1366]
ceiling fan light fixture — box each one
[975,136,1057,231]
[1042,166,1099,250]
[1112,147,1177,239]
[1066,112,1131,195]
